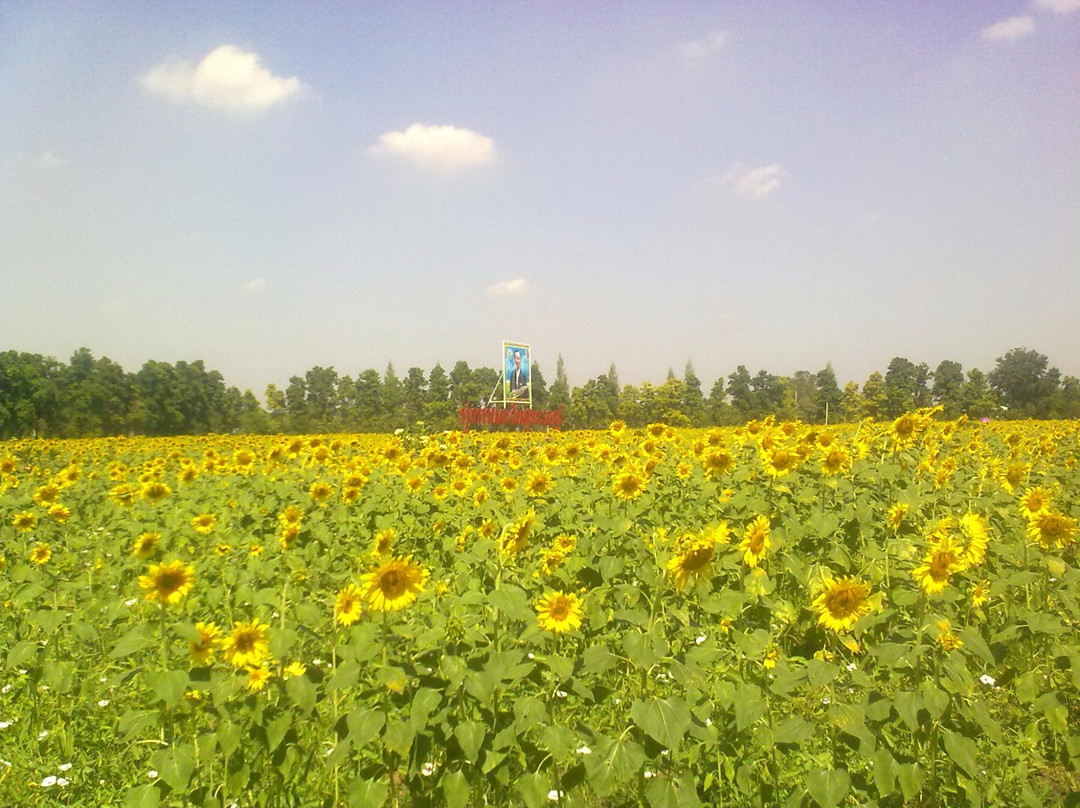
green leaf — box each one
[517,772,550,808]
[920,682,949,719]
[442,771,470,808]
[772,716,814,745]
[623,629,665,668]
[346,777,388,808]
[805,768,849,808]
[489,585,532,620]
[410,687,442,732]
[630,697,692,749]
[151,743,195,791]
[584,733,646,796]
[943,731,979,778]
[382,719,414,757]
[454,720,486,760]
[119,709,159,742]
[149,670,188,707]
[893,690,923,731]
[896,763,924,801]
[327,661,361,690]
[266,713,291,752]
[872,748,896,797]
[111,626,151,659]
[124,784,160,808]
[734,685,766,731]
[285,672,316,713]
[347,707,386,748]
[582,644,618,675]
[541,723,576,760]
[6,639,38,668]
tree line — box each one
[0,346,1077,439]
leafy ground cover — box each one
[1,411,1078,806]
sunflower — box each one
[957,513,990,568]
[222,620,271,668]
[1000,462,1030,493]
[189,621,221,665]
[29,542,51,565]
[371,528,396,557]
[1027,511,1078,549]
[524,469,554,498]
[109,484,137,507]
[360,556,429,612]
[245,665,273,692]
[701,449,735,479]
[277,505,304,527]
[812,577,873,633]
[278,524,300,550]
[886,503,908,532]
[820,447,851,477]
[971,581,990,608]
[499,509,537,558]
[33,484,61,507]
[12,511,37,532]
[612,468,647,502]
[47,504,71,523]
[309,481,333,505]
[535,590,584,633]
[334,583,364,626]
[667,531,719,591]
[283,661,307,680]
[1018,487,1052,521]
[141,481,172,504]
[132,531,162,559]
[139,560,196,605]
[191,513,216,534]
[912,539,962,596]
[762,447,799,479]
[739,516,771,568]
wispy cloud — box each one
[1034,0,1080,12]
[676,31,729,64]
[367,124,497,173]
[980,16,1036,41]
[709,163,786,199]
[141,45,303,112]
[486,278,527,297]
[36,152,70,170]
[244,279,266,293]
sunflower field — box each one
[1,411,1079,807]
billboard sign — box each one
[502,342,531,406]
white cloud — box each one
[37,152,70,170]
[677,31,729,63]
[244,278,266,293]
[486,278,527,297]
[980,16,1036,41]
[710,163,786,198]
[140,45,303,112]
[367,124,497,173]
[1034,0,1080,12]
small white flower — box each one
[38,730,49,740]
[0,721,11,729]
[124,598,137,606]
[696,635,707,645]
[59,763,72,771]
[0,759,11,768]
[822,697,831,705]
[980,674,996,687]
[643,770,656,779]
[547,789,563,801]
[527,653,535,660]
[555,689,568,698]
[576,745,592,755]
[0,684,10,694]
[98,699,110,707]
[421,762,436,776]
[99,676,107,683]
[705,718,712,727]
[41,776,57,787]
[846,663,857,671]
[148,770,159,779]
[57,777,69,787]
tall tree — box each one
[861,371,888,420]
[548,354,571,410]
[402,367,427,425]
[382,363,404,430]
[814,363,843,424]
[788,370,818,423]
[987,347,1060,418]
[425,363,454,428]
[727,365,754,420]
[353,369,384,430]
[531,362,549,407]
[681,360,705,426]
[931,360,965,419]
[883,357,931,417]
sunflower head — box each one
[812,577,873,633]
[360,556,429,612]
[334,583,364,626]
[223,619,271,668]
[535,590,584,633]
[29,542,52,565]
[139,560,196,606]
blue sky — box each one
[2,1,1078,396]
